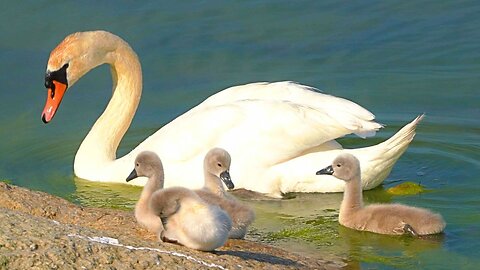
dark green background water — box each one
[1,1,479,269]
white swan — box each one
[41,30,422,197]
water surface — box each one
[1,1,479,269]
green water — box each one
[1,1,479,269]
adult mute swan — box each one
[41,30,422,197]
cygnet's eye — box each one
[136,163,139,167]
[336,164,341,167]
[217,163,222,167]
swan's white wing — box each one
[191,81,382,138]
[138,97,380,166]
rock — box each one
[29,243,38,251]
[0,182,341,269]
[386,182,427,196]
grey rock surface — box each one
[0,182,342,269]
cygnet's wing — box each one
[159,198,181,218]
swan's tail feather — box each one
[378,114,423,154]
[352,114,424,189]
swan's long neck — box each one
[138,173,164,208]
[340,174,364,219]
[203,171,225,197]
[74,39,142,174]
[135,172,164,233]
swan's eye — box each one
[45,77,53,89]
[336,164,341,167]
[45,73,55,96]
[217,163,222,167]
[44,63,69,91]
[136,163,139,167]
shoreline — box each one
[0,182,343,269]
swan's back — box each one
[200,83,375,121]
[194,82,382,137]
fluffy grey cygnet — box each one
[195,148,255,239]
[127,151,232,251]
[316,153,445,236]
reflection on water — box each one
[72,177,141,210]
[338,226,445,268]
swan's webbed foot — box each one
[392,222,418,236]
[402,223,418,237]
[159,230,179,244]
[160,199,181,218]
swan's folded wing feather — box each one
[194,81,382,138]
[141,98,381,164]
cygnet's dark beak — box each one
[316,165,334,176]
[220,170,234,190]
[126,169,138,182]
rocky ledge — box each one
[0,182,342,269]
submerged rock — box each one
[387,182,426,196]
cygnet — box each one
[195,148,255,239]
[316,153,445,236]
[127,151,232,251]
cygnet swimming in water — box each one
[126,151,232,251]
[195,148,255,239]
[316,153,446,236]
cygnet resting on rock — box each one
[195,148,255,239]
[316,153,445,236]
[127,151,232,251]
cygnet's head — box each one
[126,151,163,182]
[204,147,234,189]
[316,153,360,182]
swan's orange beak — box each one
[42,80,67,123]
